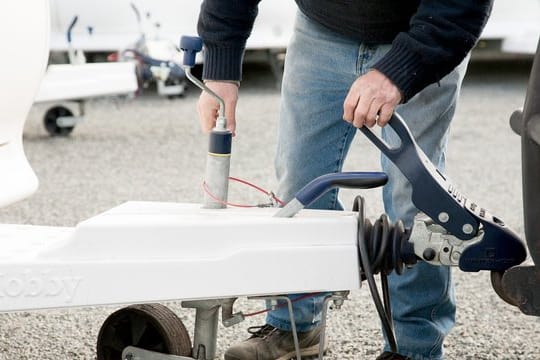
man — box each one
[196,1,493,359]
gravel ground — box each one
[0,59,539,359]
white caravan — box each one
[48,0,297,54]
[48,0,540,56]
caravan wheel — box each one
[43,106,75,136]
[96,303,192,360]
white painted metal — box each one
[0,0,49,208]
[35,62,138,103]
[0,202,360,312]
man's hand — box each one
[343,69,402,128]
[197,81,239,135]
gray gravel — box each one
[0,59,539,359]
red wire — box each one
[202,181,255,208]
[202,177,285,208]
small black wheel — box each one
[43,106,75,136]
[96,303,192,360]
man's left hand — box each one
[342,69,402,128]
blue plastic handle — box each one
[295,172,388,206]
[180,35,203,67]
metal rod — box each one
[181,299,224,360]
[184,67,226,128]
[318,295,333,360]
[318,292,349,359]
[284,296,302,360]
[248,295,302,360]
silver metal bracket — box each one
[274,198,304,218]
[410,213,484,266]
[122,346,193,360]
[318,291,349,359]
[181,298,238,359]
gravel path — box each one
[0,60,538,359]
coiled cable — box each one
[353,195,417,353]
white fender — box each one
[0,0,50,207]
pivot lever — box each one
[360,113,479,239]
[360,113,526,272]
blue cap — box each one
[180,36,203,67]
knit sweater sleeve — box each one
[197,0,261,81]
[372,0,493,102]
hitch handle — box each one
[359,113,479,239]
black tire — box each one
[490,271,518,306]
[96,303,192,360]
[43,106,75,136]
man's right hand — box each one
[197,81,239,135]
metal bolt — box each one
[451,251,461,263]
[462,223,474,234]
[332,297,345,310]
[438,212,449,223]
[423,248,437,261]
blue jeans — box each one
[266,11,468,360]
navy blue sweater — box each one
[198,0,493,101]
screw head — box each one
[438,212,449,223]
[423,248,437,261]
[462,223,474,234]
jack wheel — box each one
[44,106,75,136]
[96,303,192,360]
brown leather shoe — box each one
[224,324,325,360]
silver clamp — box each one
[409,213,484,266]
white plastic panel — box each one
[35,62,138,103]
[0,225,74,262]
[0,202,361,312]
